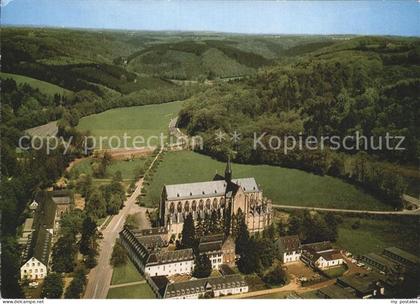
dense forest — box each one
[179,36,420,206]
[1,28,419,297]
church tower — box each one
[225,155,232,182]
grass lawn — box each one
[141,150,389,211]
[71,157,147,180]
[77,101,184,148]
[321,264,348,278]
[111,259,144,285]
[106,282,155,299]
[0,72,72,96]
[335,217,420,256]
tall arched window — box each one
[185,201,190,212]
[169,202,175,213]
[177,202,182,213]
[220,198,225,208]
[199,200,204,210]
[205,199,211,210]
[192,200,197,211]
[212,198,218,209]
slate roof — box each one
[361,253,402,272]
[198,234,229,254]
[136,235,166,250]
[302,241,332,252]
[151,275,170,298]
[275,235,301,252]
[200,234,224,243]
[147,248,194,265]
[318,249,342,261]
[164,178,259,200]
[337,272,385,295]
[164,274,247,298]
[383,247,420,265]
[22,228,52,266]
[23,218,34,232]
[22,193,57,266]
[219,264,235,276]
[199,240,223,253]
[132,227,168,237]
[318,284,358,299]
[50,189,72,205]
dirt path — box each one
[109,280,147,289]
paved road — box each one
[273,204,420,215]
[83,148,162,299]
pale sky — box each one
[2,0,420,36]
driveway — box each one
[83,148,162,299]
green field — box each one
[0,72,71,96]
[111,259,144,286]
[335,217,420,256]
[106,282,155,299]
[322,264,348,278]
[141,150,389,211]
[71,157,147,180]
[77,101,184,148]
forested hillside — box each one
[1,28,419,297]
[179,36,420,205]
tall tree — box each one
[41,273,64,299]
[235,209,249,257]
[52,234,77,273]
[85,188,106,219]
[223,205,232,236]
[195,213,204,238]
[181,213,196,249]
[193,254,212,278]
[110,241,128,267]
[64,269,86,299]
[79,216,98,255]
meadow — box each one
[111,259,144,286]
[77,100,184,148]
[106,282,155,299]
[335,216,420,256]
[141,150,389,211]
[71,157,148,181]
[0,72,71,96]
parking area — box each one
[283,261,319,282]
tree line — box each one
[178,37,420,208]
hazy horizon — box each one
[2,0,419,37]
